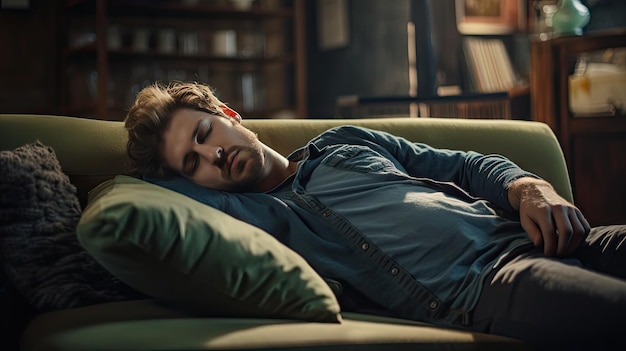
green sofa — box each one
[0,114,571,351]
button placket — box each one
[303,189,446,322]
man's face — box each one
[159,108,266,192]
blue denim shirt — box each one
[150,125,537,327]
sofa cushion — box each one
[21,300,529,351]
[77,175,341,322]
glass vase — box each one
[552,0,591,36]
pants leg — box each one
[572,225,626,279]
[471,225,626,351]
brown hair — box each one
[124,81,229,178]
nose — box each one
[194,144,224,165]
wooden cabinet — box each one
[59,0,306,120]
[530,27,626,226]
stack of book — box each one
[462,37,520,93]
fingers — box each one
[521,215,544,248]
[555,226,573,257]
[568,209,590,253]
[551,206,590,256]
[540,220,558,257]
[521,205,589,257]
[576,209,591,235]
[521,210,558,256]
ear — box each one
[221,105,242,123]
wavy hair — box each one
[124,82,229,178]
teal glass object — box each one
[552,0,591,36]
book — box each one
[462,37,520,93]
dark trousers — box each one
[472,225,626,351]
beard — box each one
[222,124,266,193]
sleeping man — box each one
[124,82,626,350]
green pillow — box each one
[77,175,341,323]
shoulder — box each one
[309,125,403,152]
[318,125,384,140]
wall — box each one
[305,0,411,118]
[584,0,626,31]
[0,0,58,114]
[304,0,521,118]
[427,0,462,88]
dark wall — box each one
[428,0,462,88]
[0,0,58,114]
[303,0,504,118]
[584,0,626,31]
[305,0,411,118]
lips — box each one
[227,149,240,176]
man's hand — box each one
[507,177,590,257]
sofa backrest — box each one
[0,114,573,206]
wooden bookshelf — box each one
[530,27,626,225]
[58,0,307,120]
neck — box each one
[256,144,297,192]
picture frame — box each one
[317,0,350,50]
[455,0,526,35]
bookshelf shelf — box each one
[569,116,626,135]
[335,85,530,120]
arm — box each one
[315,126,538,212]
[507,177,591,257]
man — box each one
[125,82,625,350]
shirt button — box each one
[361,243,369,251]
[429,301,438,309]
[323,210,332,217]
[390,267,399,276]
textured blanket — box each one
[0,141,143,312]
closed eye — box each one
[182,152,199,176]
[195,119,212,144]
[184,119,212,177]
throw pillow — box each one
[0,141,143,313]
[77,175,341,323]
